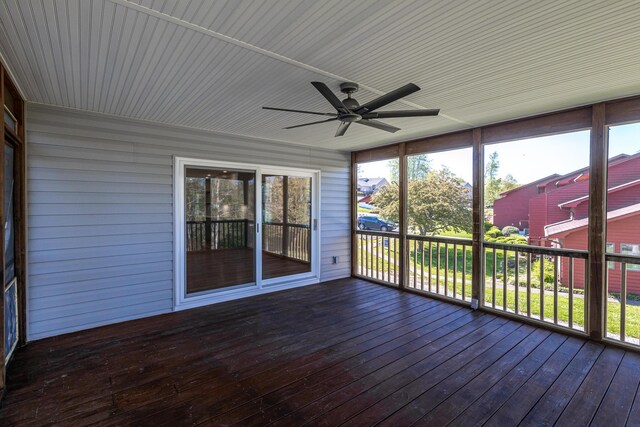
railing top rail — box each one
[483,241,589,259]
[355,230,400,237]
[606,253,640,264]
[263,222,310,228]
[407,234,472,245]
[186,219,248,224]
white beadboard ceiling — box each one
[1,0,639,151]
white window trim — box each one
[173,156,321,311]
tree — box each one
[389,154,431,182]
[484,151,519,207]
[371,168,472,235]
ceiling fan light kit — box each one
[263,81,440,137]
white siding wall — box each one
[26,104,351,340]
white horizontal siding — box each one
[26,104,351,340]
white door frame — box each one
[173,156,321,310]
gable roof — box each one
[357,177,388,187]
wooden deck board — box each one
[1,278,640,426]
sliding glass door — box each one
[184,167,255,294]
[175,158,319,308]
[262,174,312,281]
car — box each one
[357,215,396,231]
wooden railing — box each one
[187,219,248,251]
[605,253,640,346]
[355,230,401,285]
[406,235,472,303]
[187,220,310,263]
[263,222,311,263]
[483,242,588,332]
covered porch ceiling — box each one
[1,0,639,151]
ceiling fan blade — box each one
[311,82,350,113]
[356,83,420,114]
[355,119,401,133]
[263,106,337,116]
[362,109,440,119]
[283,118,337,129]
[335,122,351,137]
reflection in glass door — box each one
[262,174,312,280]
[4,144,17,362]
[185,168,255,294]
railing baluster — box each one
[413,239,417,289]
[462,245,467,301]
[365,235,369,278]
[539,255,545,321]
[553,256,559,324]
[526,253,532,317]
[503,248,507,310]
[444,243,449,296]
[381,236,386,282]
[569,257,574,329]
[453,243,458,299]
[621,262,627,342]
[393,237,397,284]
[492,247,497,309]
[428,241,432,292]
[436,242,441,294]
[387,237,391,282]
[420,240,425,291]
[376,236,380,281]
[514,251,519,314]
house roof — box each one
[357,177,387,187]
[1,1,640,152]
[559,178,640,209]
[545,202,640,237]
[498,173,560,197]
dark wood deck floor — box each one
[187,248,310,292]
[2,278,640,426]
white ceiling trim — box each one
[109,0,472,127]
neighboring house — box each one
[546,202,640,293]
[493,152,640,293]
[492,174,560,231]
[357,177,389,195]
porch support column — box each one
[351,152,358,276]
[471,128,484,309]
[205,177,212,249]
[399,142,407,288]
[588,103,607,340]
[282,176,289,257]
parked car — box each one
[357,215,396,231]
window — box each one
[621,244,640,272]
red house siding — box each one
[558,215,640,293]
[493,185,538,229]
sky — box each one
[358,122,640,186]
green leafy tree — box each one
[484,151,519,207]
[371,168,472,235]
[389,154,431,182]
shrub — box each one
[485,226,502,239]
[532,257,557,283]
[501,226,519,236]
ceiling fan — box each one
[263,81,439,137]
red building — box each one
[493,152,640,293]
